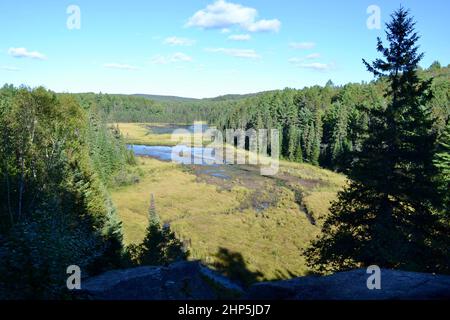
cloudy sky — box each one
[0,0,448,98]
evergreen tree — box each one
[0,87,125,298]
[428,61,442,72]
[133,194,188,266]
[287,125,299,161]
[305,8,449,274]
[294,136,304,163]
[434,119,450,211]
[325,102,355,171]
[311,113,323,166]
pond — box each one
[128,144,223,166]
[128,144,232,180]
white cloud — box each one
[172,52,193,62]
[221,28,231,34]
[164,36,196,46]
[289,56,333,71]
[228,34,251,41]
[187,0,255,29]
[299,63,331,70]
[187,0,281,33]
[8,47,46,60]
[150,52,193,64]
[305,53,321,59]
[206,48,260,59]
[0,66,20,71]
[289,42,316,50]
[103,63,139,70]
[246,19,281,33]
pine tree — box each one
[434,119,450,211]
[294,138,304,163]
[311,113,323,166]
[287,124,299,161]
[305,8,449,274]
[135,194,188,266]
[138,195,165,265]
[303,122,315,163]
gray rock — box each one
[246,269,450,300]
[79,262,450,300]
[79,261,243,300]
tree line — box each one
[83,62,449,175]
[0,86,189,298]
[0,86,136,298]
[214,64,448,172]
[71,92,230,124]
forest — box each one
[0,8,448,299]
[78,63,449,172]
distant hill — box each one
[204,92,273,101]
[132,92,273,103]
[132,94,200,103]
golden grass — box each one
[110,122,347,281]
[111,157,346,281]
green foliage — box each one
[0,86,127,298]
[127,195,188,266]
[85,108,136,186]
[215,88,327,165]
[72,92,230,124]
[67,64,449,174]
[124,67,445,175]
[434,119,450,211]
[305,8,450,274]
[428,61,442,72]
[211,82,387,170]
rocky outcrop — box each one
[79,261,244,300]
[79,261,450,300]
[247,269,450,300]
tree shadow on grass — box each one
[272,269,301,281]
[213,247,264,288]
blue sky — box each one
[0,0,448,98]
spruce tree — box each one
[294,139,304,163]
[305,8,449,274]
[136,194,188,266]
[434,119,450,211]
[287,125,299,161]
[138,194,165,265]
[311,113,323,166]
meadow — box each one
[110,123,347,284]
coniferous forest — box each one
[0,4,449,300]
[77,59,449,173]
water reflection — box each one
[128,145,222,166]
